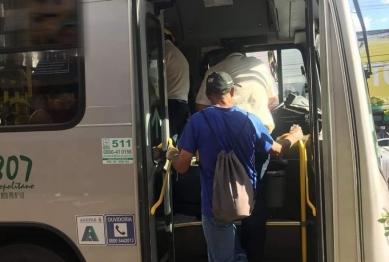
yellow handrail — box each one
[304,135,316,217]
[297,139,308,262]
[150,138,173,215]
[8,97,30,108]
[277,133,317,262]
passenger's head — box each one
[222,42,246,57]
[206,71,241,104]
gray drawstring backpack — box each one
[201,110,255,222]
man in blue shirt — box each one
[166,71,303,262]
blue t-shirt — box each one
[178,106,273,217]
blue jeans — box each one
[202,215,248,262]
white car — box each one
[378,138,389,185]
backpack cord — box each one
[200,110,249,210]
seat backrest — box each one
[199,49,225,79]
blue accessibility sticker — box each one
[105,215,136,246]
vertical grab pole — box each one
[299,140,307,262]
[306,0,325,261]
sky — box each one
[350,0,389,31]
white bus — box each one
[0,0,388,262]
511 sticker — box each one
[102,138,133,164]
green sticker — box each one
[102,138,133,164]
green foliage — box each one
[370,97,386,106]
[378,213,389,237]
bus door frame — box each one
[134,0,173,262]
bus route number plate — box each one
[102,138,133,164]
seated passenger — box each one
[29,109,51,124]
[166,71,303,262]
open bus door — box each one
[135,1,174,262]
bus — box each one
[0,0,388,262]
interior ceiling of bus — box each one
[161,0,319,47]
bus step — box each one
[157,213,301,230]
[175,260,298,262]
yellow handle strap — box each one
[150,138,173,215]
[8,97,30,108]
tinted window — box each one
[0,0,78,49]
[0,1,82,127]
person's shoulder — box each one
[230,107,264,128]
[243,56,266,67]
[201,107,218,115]
[165,40,174,48]
[165,40,182,55]
[189,110,209,122]
[243,55,262,62]
[196,107,222,118]
[243,110,266,128]
[165,40,173,51]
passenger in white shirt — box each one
[195,44,277,133]
[165,30,190,138]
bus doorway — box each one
[138,0,320,261]
[137,0,389,262]
[135,1,174,262]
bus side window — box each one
[281,49,307,100]
[0,1,83,128]
[246,48,306,105]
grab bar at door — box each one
[150,138,173,215]
[304,135,316,217]
[278,133,316,262]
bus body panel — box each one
[321,0,389,261]
[0,0,142,261]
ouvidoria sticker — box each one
[102,138,133,164]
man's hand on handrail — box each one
[269,125,303,158]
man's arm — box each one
[166,116,196,174]
[268,96,277,106]
[268,126,303,158]
[166,147,193,174]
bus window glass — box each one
[146,14,164,147]
[0,0,81,127]
[246,48,306,105]
[362,65,385,179]
[281,49,307,99]
[0,0,78,49]
[357,35,388,181]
